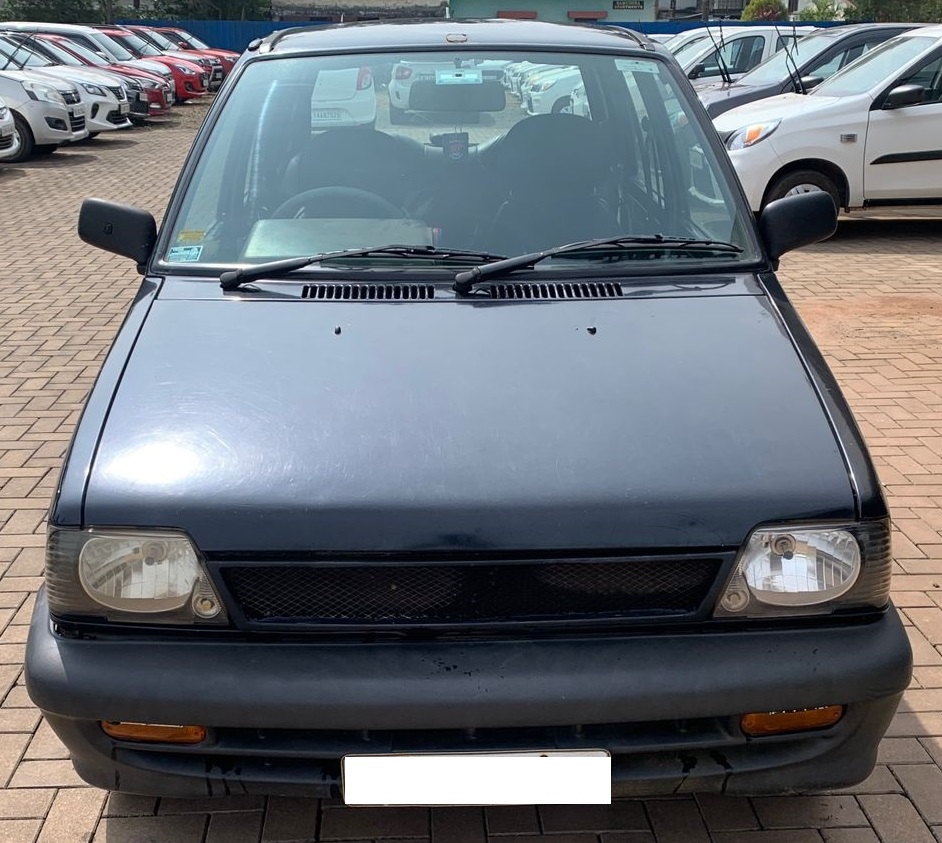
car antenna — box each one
[704,23,733,85]
[774,21,806,94]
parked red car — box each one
[95,26,208,101]
[125,25,227,90]
[155,26,239,76]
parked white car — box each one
[680,26,816,86]
[310,66,376,129]
[714,26,942,212]
[0,68,86,161]
[0,35,129,135]
[524,65,581,115]
[0,93,17,160]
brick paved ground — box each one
[2,100,942,842]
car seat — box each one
[279,128,426,213]
[481,113,620,255]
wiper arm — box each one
[453,235,744,293]
[219,245,507,291]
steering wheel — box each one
[272,186,406,220]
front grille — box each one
[107,85,125,100]
[69,113,85,133]
[61,91,80,105]
[221,557,722,628]
[107,109,126,125]
[301,284,434,300]
[488,281,624,300]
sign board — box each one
[612,0,643,7]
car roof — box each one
[255,19,655,56]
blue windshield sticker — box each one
[167,245,203,263]
[436,68,483,85]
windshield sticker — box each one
[167,245,204,263]
[616,59,660,75]
[436,68,483,85]
[176,229,206,243]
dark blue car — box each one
[26,18,911,804]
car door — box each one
[864,51,942,201]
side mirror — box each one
[882,83,925,109]
[78,198,157,270]
[758,191,837,266]
[798,75,823,92]
[688,63,705,79]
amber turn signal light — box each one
[101,721,207,744]
[741,705,845,737]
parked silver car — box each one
[0,67,86,161]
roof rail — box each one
[256,25,311,53]
[596,24,653,50]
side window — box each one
[705,36,766,76]
[810,48,852,80]
[900,55,942,104]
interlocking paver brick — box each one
[3,103,942,843]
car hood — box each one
[27,66,118,92]
[84,283,855,553]
[0,68,75,94]
[713,91,843,132]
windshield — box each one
[163,50,758,273]
[57,37,109,66]
[672,35,710,60]
[137,28,175,50]
[94,33,136,62]
[24,38,83,66]
[184,32,211,50]
[735,31,835,86]
[111,32,161,57]
[0,37,52,68]
[813,35,935,97]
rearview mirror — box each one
[882,83,925,109]
[408,79,506,112]
[688,63,705,79]
[78,198,157,270]
[758,192,837,266]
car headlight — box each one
[534,81,555,92]
[0,104,7,119]
[726,120,780,151]
[45,528,227,625]
[81,82,105,97]
[21,80,65,105]
[139,78,159,89]
[714,520,892,619]
[174,63,196,75]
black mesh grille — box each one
[62,91,80,104]
[301,284,434,301]
[221,558,721,627]
[488,282,624,300]
[69,114,86,133]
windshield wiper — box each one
[453,235,744,293]
[219,245,507,291]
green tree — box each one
[797,0,838,19]
[0,0,101,21]
[843,0,942,20]
[740,0,789,18]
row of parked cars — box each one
[505,21,942,214]
[0,22,238,163]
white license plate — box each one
[119,102,129,114]
[342,750,610,806]
[312,109,343,121]
[73,104,86,117]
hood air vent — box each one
[301,284,435,300]
[488,282,624,300]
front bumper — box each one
[727,141,785,212]
[0,119,18,160]
[27,589,911,798]
[20,100,82,146]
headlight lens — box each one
[0,104,7,119]
[174,63,196,75]
[714,521,891,619]
[21,80,65,105]
[726,120,780,151]
[81,82,105,97]
[46,529,227,625]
